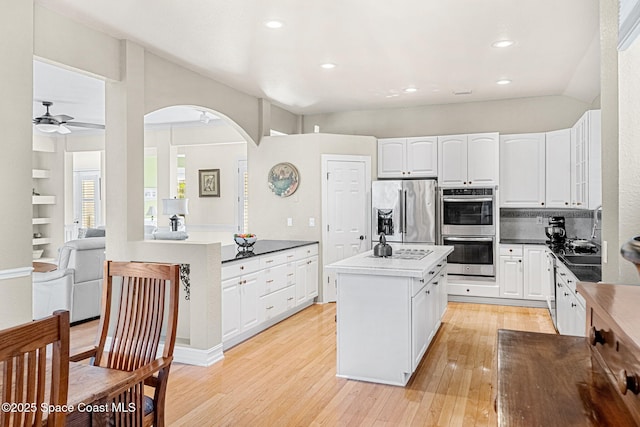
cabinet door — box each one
[438,135,468,187]
[467,133,499,186]
[222,278,242,341]
[500,133,546,207]
[295,260,307,304]
[523,246,550,300]
[556,279,570,335]
[571,116,588,209]
[435,270,448,322]
[378,138,406,178]
[545,129,571,208]
[306,257,319,299]
[499,256,523,298]
[411,282,430,371]
[406,137,437,177]
[240,272,260,330]
[566,293,586,337]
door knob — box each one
[359,235,365,240]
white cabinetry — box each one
[499,244,552,301]
[221,244,319,349]
[545,129,572,208]
[438,133,499,187]
[377,137,437,178]
[32,139,56,262]
[411,281,435,370]
[499,245,523,298]
[500,133,546,207]
[555,261,586,337]
[571,110,602,209]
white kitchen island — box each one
[327,244,453,386]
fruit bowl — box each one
[234,234,257,251]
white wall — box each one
[303,95,592,137]
[617,31,640,284]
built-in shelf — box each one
[32,195,55,205]
[32,238,51,246]
[32,169,51,179]
[32,217,52,225]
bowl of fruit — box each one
[234,233,257,251]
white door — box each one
[467,133,499,186]
[437,135,467,187]
[499,133,546,208]
[545,129,571,208]
[523,246,549,300]
[377,138,406,178]
[406,137,437,177]
[499,256,523,298]
[322,155,371,303]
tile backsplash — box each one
[500,208,601,242]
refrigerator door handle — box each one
[398,189,404,233]
[403,190,408,235]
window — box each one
[74,171,101,228]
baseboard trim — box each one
[0,266,33,281]
[448,295,549,308]
[105,337,225,367]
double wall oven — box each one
[440,188,496,278]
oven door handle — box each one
[443,237,494,242]
[442,198,494,203]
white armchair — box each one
[32,237,105,323]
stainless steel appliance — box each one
[371,179,437,244]
[545,216,566,250]
[440,187,497,278]
[441,188,495,235]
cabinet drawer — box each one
[260,285,295,320]
[260,252,287,268]
[222,258,261,280]
[284,263,296,285]
[282,250,298,264]
[447,283,501,298]
[589,309,640,402]
[499,245,523,256]
[260,264,287,295]
[296,244,318,259]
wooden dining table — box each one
[2,361,136,427]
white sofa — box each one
[32,237,105,323]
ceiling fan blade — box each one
[52,114,74,122]
[65,121,105,130]
[57,124,71,134]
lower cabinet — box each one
[222,244,319,348]
[555,263,586,337]
[499,244,552,301]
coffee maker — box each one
[545,216,566,249]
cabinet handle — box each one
[559,273,566,276]
[426,290,430,294]
[419,279,425,283]
[469,181,472,184]
[440,274,445,277]
[407,171,411,175]
[618,369,640,395]
[287,255,295,258]
[287,297,294,301]
[240,266,244,270]
[266,305,274,310]
[564,292,569,297]
[437,264,443,267]
[541,202,545,206]
[589,326,606,346]
[307,260,312,265]
[402,172,406,175]
[265,260,274,264]
[434,281,439,286]
[429,271,435,275]
[570,302,577,308]
[266,279,274,283]
[518,260,522,263]
[565,202,569,206]
[287,273,294,277]
[463,182,467,185]
[577,202,582,206]
[238,280,243,285]
[557,283,563,288]
[509,249,513,252]
[567,280,573,283]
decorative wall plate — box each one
[268,162,299,197]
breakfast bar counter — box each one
[220,239,317,263]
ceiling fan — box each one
[33,101,105,134]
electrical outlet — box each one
[536,216,543,225]
[287,218,293,227]
[309,217,315,227]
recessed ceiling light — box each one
[404,87,418,93]
[492,40,514,48]
[320,63,336,69]
[264,20,283,29]
[496,79,512,85]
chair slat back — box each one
[94,262,179,371]
[0,311,70,427]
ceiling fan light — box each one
[199,111,211,124]
[57,124,71,134]
[35,123,60,133]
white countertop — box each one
[326,244,453,278]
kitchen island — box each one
[327,244,453,386]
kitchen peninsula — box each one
[328,244,453,386]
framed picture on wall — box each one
[199,169,220,197]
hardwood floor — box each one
[71,302,555,426]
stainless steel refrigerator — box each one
[371,179,437,245]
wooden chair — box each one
[71,261,179,427]
[0,310,70,427]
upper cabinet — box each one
[377,137,437,178]
[571,110,601,209]
[438,133,499,187]
[545,129,572,208]
[500,133,546,207]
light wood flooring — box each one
[71,302,555,426]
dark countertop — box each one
[499,238,548,245]
[221,240,318,263]
[558,259,602,282]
